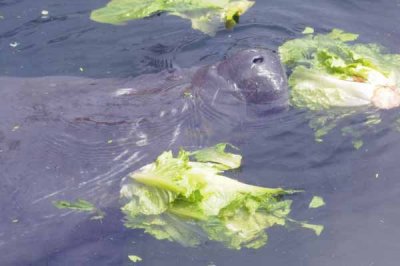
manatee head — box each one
[217,48,289,112]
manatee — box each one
[0,48,288,264]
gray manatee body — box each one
[0,49,288,264]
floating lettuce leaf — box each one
[190,143,241,170]
[121,143,322,249]
[90,0,254,35]
[54,199,96,211]
[309,196,325,208]
[53,199,105,220]
[302,27,314,35]
[279,27,400,110]
[300,222,324,236]
[128,255,142,263]
[280,28,400,146]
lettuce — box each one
[90,0,254,35]
[120,144,322,249]
[53,199,105,220]
[279,28,400,110]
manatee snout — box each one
[218,49,289,108]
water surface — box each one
[1,0,400,265]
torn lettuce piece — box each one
[300,222,324,236]
[121,144,322,249]
[53,199,105,220]
[128,255,142,263]
[53,199,96,212]
[279,28,400,110]
[90,0,254,35]
[190,143,241,170]
[309,196,325,208]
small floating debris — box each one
[41,10,49,18]
[302,26,314,34]
[9,42,19,48]
[79,67,84,72]
[128,255,142,263]
[53,199,105,220]
[309,196,326,209]
[11,125,20,132]
[352,139,364,150]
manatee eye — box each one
[252,56,264,64]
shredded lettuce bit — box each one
[190,143,241,170]
[309,196,325,209]
[128,255,142,263]
[120,143,323,249]
[279,28,400,110]
[53,199,105,220]
[90,0,254,35]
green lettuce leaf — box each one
[120,144,322,249]
[279,28,400,110]
[190,143,241,170]
[128,255,142,263]
[53,199,105,220]
[90,0,254,35]
[53,199,96,211]
[309,196,325,208]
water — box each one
[1,0,400,265]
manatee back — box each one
[0,71,197,265]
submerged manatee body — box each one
[0,49,287,264]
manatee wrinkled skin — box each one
[0,49,288,264]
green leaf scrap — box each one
[309,196,325,208]
[53,199,105,219]
[53,199,96,212]
[120,143,322,249]
[279,27,400,110]
[128,255,142,263]
[90,0,255,35]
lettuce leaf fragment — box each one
[309,196,325,208]
[120,143,322,249]
[53,199,105,220]
[128,255,142,263]
[90,0,255,35]
[279,27,400,110]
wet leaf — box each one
[53,199,105,220]
[301,223,324,236]
[128,255,142,263]
[121,144,322,249]
[352,139,363,150]
[302,27,314,34]
[90,0,254,35]
[53,199,96,212]
[309,196,325,208]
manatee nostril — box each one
[252,56,264,64]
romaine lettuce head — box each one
[120,144,321,249]
[90,0,254,35]
[279,28,400,110]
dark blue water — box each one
[1,0,400,265]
